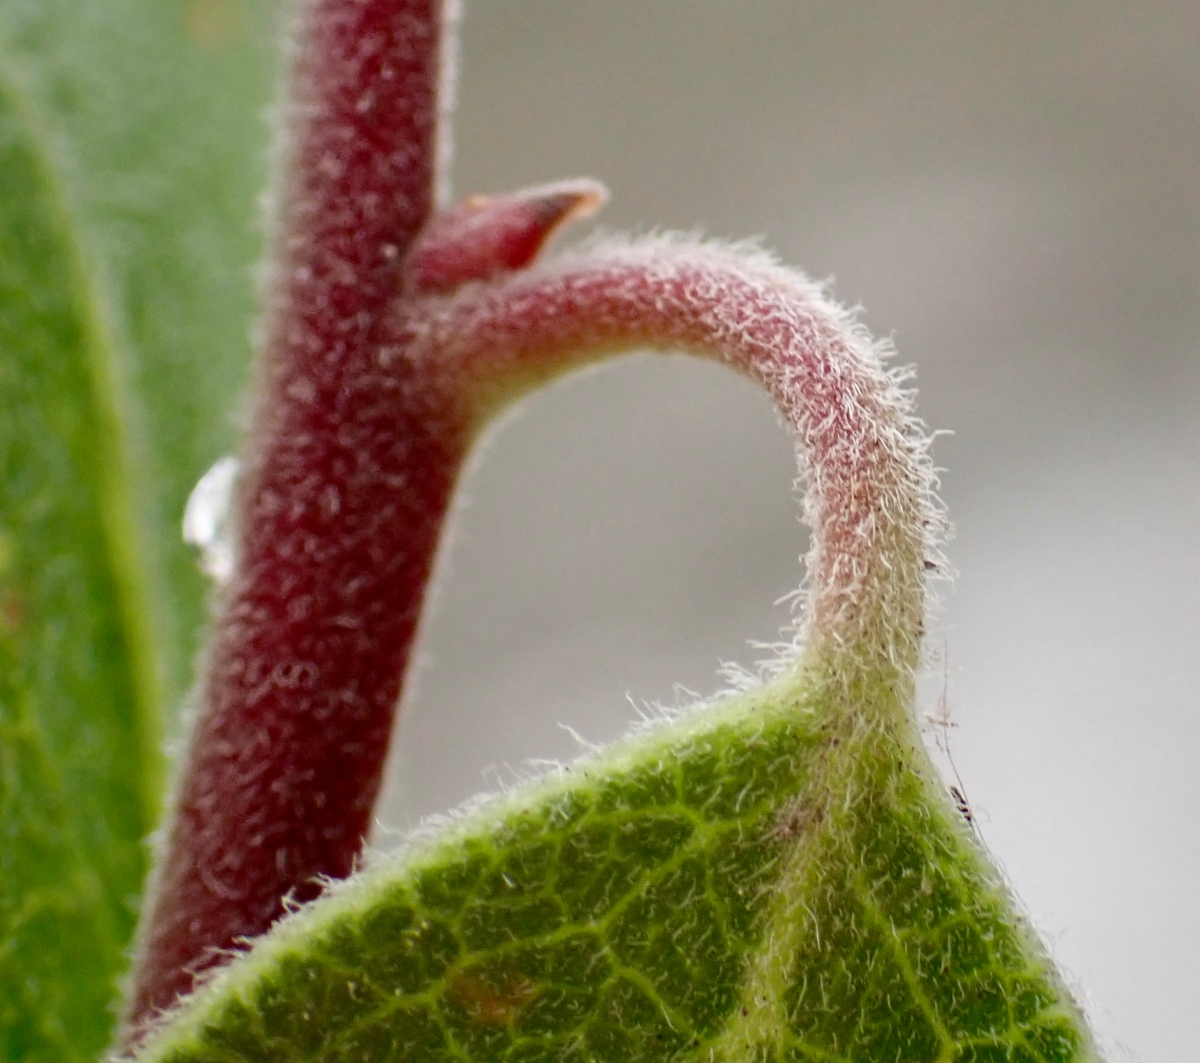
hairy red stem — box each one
[398,239,930,671]
[126,0,447,1036]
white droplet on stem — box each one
[182,456,240,584]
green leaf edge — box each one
[130,658,1101,1063]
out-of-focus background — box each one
[374,4,1199,1059]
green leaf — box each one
[0,73,149,1059]
[0,0,282,710]
[0,1,279,1056]
[132,662,1099,1063]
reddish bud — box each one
[403,179,607,295]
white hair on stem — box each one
[400,231,950,694]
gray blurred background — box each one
[372,4,1200,1059]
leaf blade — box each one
[131,670,1100,1063]
[0,67,152,1061]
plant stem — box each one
[400,236,937,687]
[124,0,448,1038]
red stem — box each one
[400,240,929,671]
[125,0,448,1037]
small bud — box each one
[403,179,607,295]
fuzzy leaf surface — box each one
[0,1,278,1057]
[134,667,1099,1063]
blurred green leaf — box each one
[0,1,278,1056]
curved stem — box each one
[401,236,940,683]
